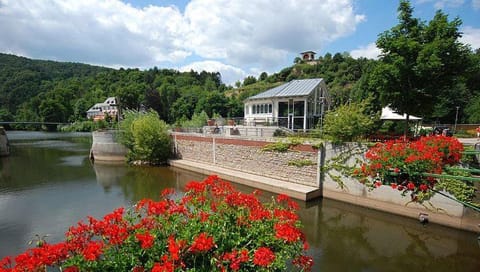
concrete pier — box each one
[90,130,127,163]
[0,127,9,156]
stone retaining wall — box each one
[173,134,319,186]
[172,134,479,232]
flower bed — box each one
[0,175,313,272]
[355,135,477,204]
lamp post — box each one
[454,106,459,133]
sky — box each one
[0,0,479,86]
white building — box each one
[244,78,330,130]
[86,97,119,121]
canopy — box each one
[381,106,422,120]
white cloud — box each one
[460,26,480,49]
[0,0,188,67]
[350,43,380,59]
[0,0,365,84]
[416,0,464,9]
[183,0,364,69]
[179,60,246,85]
[473,0,480,9]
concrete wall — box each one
[91,130,127,163]
[173,134,318,186]
[172,134,478,232]
[0,127,9,156]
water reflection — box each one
[299,199,480,271]
[0,132,479,272]
[93,163,205,201]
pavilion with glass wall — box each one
[243,78,330,131]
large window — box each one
[251,103,272,114]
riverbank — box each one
[170,158,480,233]
[171,133,480,233]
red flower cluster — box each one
[188,232,215,253]
[0,175,312,272]
[136,232,155,249]
[253,247,276,267]
[221,249,249,271]
[357,135,464,202]
[275,222,303,242]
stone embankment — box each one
[171,132,479,233]
[0,126,9,156]
[88,130,479,232]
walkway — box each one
[458,137,480,146]
[168,159,322,201]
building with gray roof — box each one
[244,78,330,130]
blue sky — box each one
[0,0,479,85]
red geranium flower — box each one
[81,241,103,261]
[274,223,302,242]
[168,236,185,261]
[188,232,215,253]
[253,247,275,267]
[136,232,154,249]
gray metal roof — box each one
[246,78,324,100]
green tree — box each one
[119,110,171,165]
[373,0,470,135]
[195,90,228,117]
[322,100,378,142]
[0,108,14,129]
[259,72,268,81]
[465,96,480,123]
[243,76,257,86]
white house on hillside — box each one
[244,78,330,130]
[86,97,119,121]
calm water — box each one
[1,131,479,271]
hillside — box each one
[0,53,112,115]
[1,49,479,128]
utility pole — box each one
[454,106,459,133]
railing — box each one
[0,121,72,125]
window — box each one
[251,103,273,114]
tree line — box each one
[0,0,479,130]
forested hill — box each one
[0,53,111,81]
[1,46,479,127]
[0,53,233,125]
[0,52,378,127]
[0,53,112,116]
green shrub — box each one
[262,138,301,152]
[323,100,378,142]
[178,111,209,128]
[119,110,171,165]
[273,128,287,137]
[288,159,315,167]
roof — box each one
[381,106,421,120]
[246,78,324,100]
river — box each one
[0,131,479,271]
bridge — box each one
[0,121,71,126]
